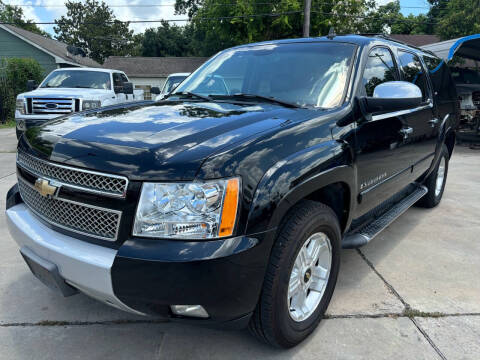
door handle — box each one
[399,127,413,139]
[428,118,439,127]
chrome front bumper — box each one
[6,203,144,316]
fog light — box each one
[170,305,209,318]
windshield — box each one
[162,75,188,94]
[174,42,356,108]
[41,70,112,90]
[452,69,480,85]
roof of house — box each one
[0,24,101,68]
[389,34,441,47]
[102,56,209,78]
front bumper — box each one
[6,193,274,326]
[6,203,145,315]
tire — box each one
[249,200,341,348]
[417,144,449,208]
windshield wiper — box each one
[168,91,213,102]
[212,93,302,108]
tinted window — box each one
[362,47,397,97]
[398,51,429,101]
[175,42,357,108]
[41,70,111,90]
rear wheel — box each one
[249,200,341,348]
[417,144,449,208]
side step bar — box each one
[342,184,428,249]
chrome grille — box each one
[30,98,74,115]
[17,150,128,198]
[18,177,121,241]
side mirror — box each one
[26,80,37,92]
[150,87,160,95]
[364,81,422,114]
[123,82,134,95]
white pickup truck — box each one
[15,67,144,138]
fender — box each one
[246,140,355,236]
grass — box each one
[0,119,15,129]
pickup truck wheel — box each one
[249,200,341,348]
[417,144,449,208]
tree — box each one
[435,0,480,40]
[54,0,138,63]
[175,0,374,57]
[364,1,431,35]
[141,21,191,57]
[0,0,50,37]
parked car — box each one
[450,67,480,134]
[15,67,144,138]
[153,72,190,100]
[6,35,458,348]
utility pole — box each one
[303,0,312,37]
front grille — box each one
[472,92,480,107]
[29,98,74,115]
[17,150,128,198]
[18,177,121,241]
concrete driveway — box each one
[1,128,479,359]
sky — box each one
[10,0,431,36]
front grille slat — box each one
[18,177,120,241]
[17,150,128,198]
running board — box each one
[342,184,428,249]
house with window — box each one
[0,24,100,74]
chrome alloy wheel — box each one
[435,157,446,197]
[287,232,332,322]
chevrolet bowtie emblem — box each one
[34,178,57,197]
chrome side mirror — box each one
[365,81,423,114]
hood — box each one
[21,101,299,180]
[20,88,110,99]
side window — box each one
[113,73,124,88]
[362,47,397,97]
[120,73,129,83]
[398,51,430,102]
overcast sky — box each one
[12,0,430,36]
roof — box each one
[423,34,480,62]
[0,24,101,68]
[389,34,440,47]
[102,56,209,78]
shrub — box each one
[0,58,44,123]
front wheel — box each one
[417,144,450,208]
[249,200,341,348]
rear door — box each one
[395,50,437,180]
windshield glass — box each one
[41,70,112,90]
[162,75,188,94]
[174,42,356,108]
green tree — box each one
[54,0,137,63]
[141,21,191,57]
[175,0,374,56]
[0,0,50,37]
[435,0,480,40]
[0,58,44,122]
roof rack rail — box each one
[353,33,438,56]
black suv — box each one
[6,35,458,348]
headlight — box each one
[16,99,25,115]
[133,178,240,239]
[82,100,101,110]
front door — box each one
[395,50,438,180]
[354,46,414,216]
